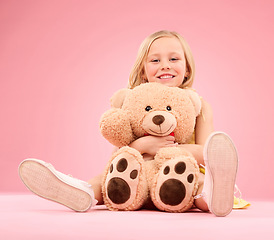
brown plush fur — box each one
[100,83,201,212]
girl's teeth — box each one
[160,75,173,79]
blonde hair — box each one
[128,30,195,89]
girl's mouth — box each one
[158,74,175,79]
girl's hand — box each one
[129,135,177,156]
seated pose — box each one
[19,30,243,216]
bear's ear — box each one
[185,89,202,116]
[110,88,131,108]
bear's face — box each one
[121,83,200,144]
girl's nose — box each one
[161,61,171,70]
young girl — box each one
[19,30,239,217]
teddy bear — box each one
[100,82,202,212]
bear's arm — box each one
[99,108,134,147]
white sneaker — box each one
[199,132,238,217]
[19,159,98,212]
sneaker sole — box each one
[19,160,92,212]
[205,132,238,217]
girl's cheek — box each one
[176,62,186,72]
[147,66,158,75]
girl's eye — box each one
[166,106,172,111]
[151,59,159,63]
[145,106,152,111]
[170,58,178,61]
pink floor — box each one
[1,194,273,240]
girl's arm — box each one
[129,135,177,156]
[195,98,214,146]
[178,98,214,166]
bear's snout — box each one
[152,115,165,125]
[142,111,177,136]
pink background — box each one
[1,0,273,200]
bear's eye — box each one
[145,106,152,111]
[166,106,172,111]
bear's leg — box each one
[150,147,199,212]
[102,146,148,211]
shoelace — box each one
[194,193,204,200]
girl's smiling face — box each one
[143,37,187,87]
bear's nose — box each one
[152,115,165,125]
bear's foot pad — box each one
[151,157,198,212]
[104,147,147,211]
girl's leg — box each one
[194,173,209,211]
[194,198,209,211]
[88,174,104,205]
